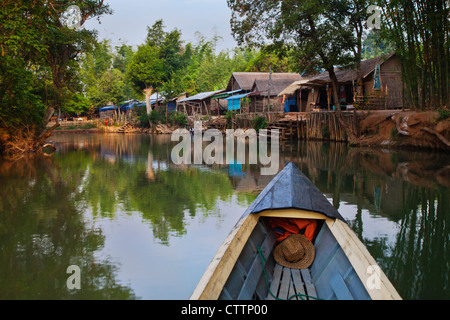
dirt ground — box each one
[357,110,450,150]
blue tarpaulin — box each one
[99,106,115,112]
[284,97,296,112]
[99,100,144,112]
[224,93,251,111]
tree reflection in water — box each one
[0,156,136,300]
[280,141,450,300]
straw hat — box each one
[273,234,315,269]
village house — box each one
[176,89,225,116]
[99,93,170,120]
[226,72,302,93]
[99,102,116,120]
[224,72,303,113]
[278,80,314,112]
[278,53,403,112]
[250,77,304,112]
[173,56,402,118]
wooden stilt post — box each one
[204,101,209,118]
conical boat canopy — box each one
[242,162,345,222]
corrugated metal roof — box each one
[210,89,242,99]
[178,89,225,103]
[99,106,115,112]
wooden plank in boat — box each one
[288,271,297,300]
[259,209,329,220]
[278,267,291,300]
[326,219,402,300]
[191,214,260,300]
[301,268,318,298]
[330,273,354,300]
[267,264,283,300]
[267,265,317,301]
[237,232,276,300]
[291,269,307,300]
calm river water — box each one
[0,133,448,300]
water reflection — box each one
[1,134,449,300]
[0,156,136,299]
[52,135,245,245]
[281,142,450,300]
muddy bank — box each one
[357,110,450,151]
[52,128,104,134]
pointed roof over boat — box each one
[244,162,345,221]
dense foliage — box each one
[0,0,111,155]
[377,0,449,109]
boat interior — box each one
[218,215,371,301]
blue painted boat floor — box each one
[267,264,318,300]
[218,217,372,300]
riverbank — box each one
[49,110,450,151]
[357,110,450,150]
[51,123,175,135]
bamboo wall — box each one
[306,112,350,142]
[204,110,359,143]
[266,111,359,142]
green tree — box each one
[173,33,252,95]
[63,93,92,117]
[0,2,50,130]
[95,69,126,117]
[80,40,136,111]
[39,1,111,132]
[146,19,166,48]
[127,44,165,115]
[228,0,374,108]
[0,0,111,156]
[227,0,374,143]
[244,47,291,72]
[147,20,186,101]
[92,39,113,75]
[113,44,134,74]
[362,29,395,60]
[128,19,187,114]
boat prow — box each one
[191,162,401,300]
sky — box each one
[83,0,238,52]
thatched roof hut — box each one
[277,53,403,110]
[278,80,315,97]
[226,72,302,92]
[307,53,397,85]
[251,78,302,97]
